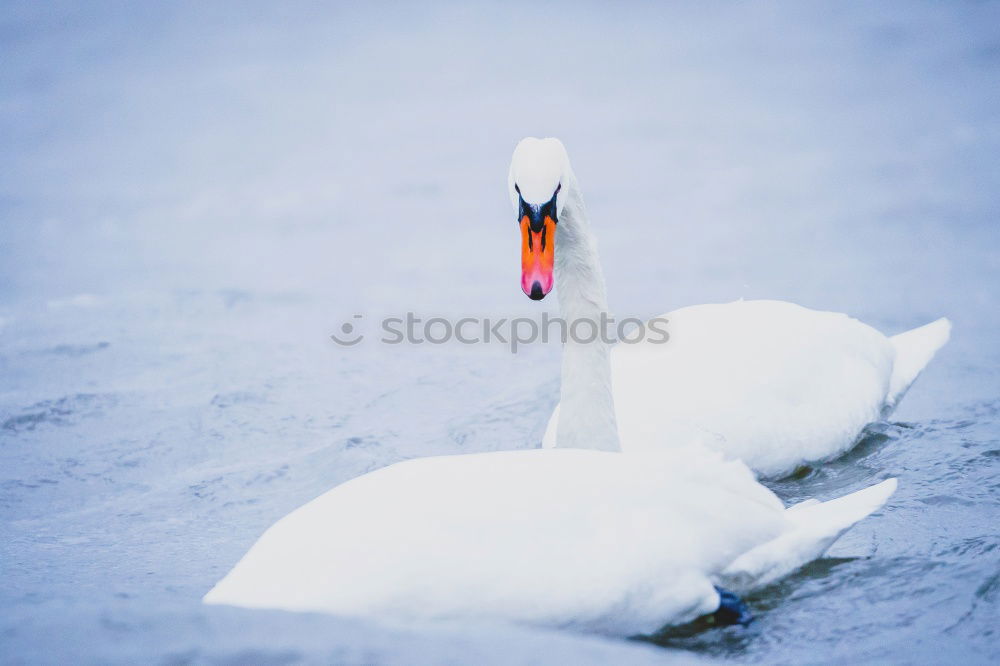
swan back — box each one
[545,300,905,477]
[205,448,786,635]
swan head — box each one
[508,137,570,300]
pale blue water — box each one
[1,2,998,664]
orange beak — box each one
[520,214,556,300]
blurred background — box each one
[1,2,998,663]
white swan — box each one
[202,138,899,635]
[204,447,896,636]
[510,138,951,478]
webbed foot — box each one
[711,585,752,626]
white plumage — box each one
[204,447,896,636]
[543,300,950,478]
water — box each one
[1,2,998,663]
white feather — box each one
[544,301,950,478]
[204,448,895,636]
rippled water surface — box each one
[2,2,998,664]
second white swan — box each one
[510,137,950,478]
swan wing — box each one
[718,478,897,594]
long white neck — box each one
[554,172,621,452]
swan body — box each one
[543,301,950,478]
[204,447,896,636]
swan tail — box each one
[717,478,897,595]
[886,317,951,410]
[541,404,559,449]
